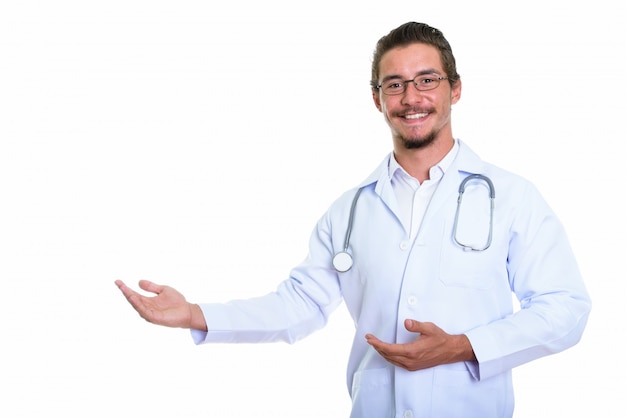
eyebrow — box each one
[380,69,443,84]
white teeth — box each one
[404,113,428,119]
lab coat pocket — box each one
[431,363,510,418]
[350,367,393,418]
[436,185,500,289]
[439,218,507,290]
[439,247,498,289]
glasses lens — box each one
[382,80,405,95]
[415,75,440,91]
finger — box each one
[368,343,408,368]
[138,280,164,295]
[114,279,133,294]
[365,333,384,347]
[365,334,396,354]
[115,280,138,300]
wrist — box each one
[188,303,208,331]
[456,334,477,362]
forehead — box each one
[378,43,444,78]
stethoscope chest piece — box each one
[332,251,354,272]
[332,187,364,273]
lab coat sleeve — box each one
[190,213,343,345]
[465,182,591,381]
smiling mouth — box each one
[403,112,429,119]
[403,112,429,120]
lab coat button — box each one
[403,411,413,418]
[407,296,417,306]
[399,241,410,250]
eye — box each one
[383,81,404,94]
[384,81,404,91]
[418,77,436,85]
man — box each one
[116,22,591,417]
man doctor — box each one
[115,21,591,418]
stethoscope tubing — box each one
[452,174,495,251]
[333,173,496,272]
[332,187,364,272]
[342,187,364,253]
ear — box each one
[450,79,462,105]
[372,89,383,112]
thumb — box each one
[404,319,424,333]
[138,280,164,295]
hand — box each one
[365,319,475,371]
[114,280,207,331]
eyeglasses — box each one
[376,73,449,95]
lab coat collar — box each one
[357,139,489,192]
[452,139,490,176]
[355,139,489,221]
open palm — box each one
[115,279,192,328]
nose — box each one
[401,82,424,104]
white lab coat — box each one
[192,140,591,418]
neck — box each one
[394,137,454,182]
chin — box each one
[401,134,436,150]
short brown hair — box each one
[370,22,460,89]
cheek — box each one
[380,103,394,123]
[373,95,384,113]
[379,99,394,116]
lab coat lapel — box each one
[358,153,404,225]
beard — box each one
[389,106,441,150]
[399,130,437,150]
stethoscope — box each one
[332,187,364,272]
[332,173,495,272]
[452,174,495,252]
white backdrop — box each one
[1,1,624,417]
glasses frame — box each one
[376,73,449,96]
